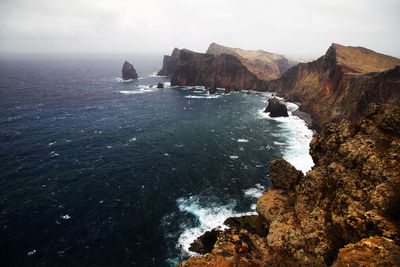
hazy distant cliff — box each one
[164,43,297,90]
[266,43,400,130]
[170,49,264,91]
[206,43,298,80]
[157,48,181,76]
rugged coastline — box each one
[179,103,400,266]
[170,44,400,266]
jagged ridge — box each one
[266,43,400,131]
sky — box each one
[0,0,399,58]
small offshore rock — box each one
[264,98,288,117]
[122,61,138,80]
[157,83,164,89]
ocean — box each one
[0,54,313,266]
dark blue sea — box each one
[0,54,313,266]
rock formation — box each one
[171,49,264,91]
[206,42,298,80]
[157,48,181,76]
[264,98,289,117]
[179,103,400,266]
[169,43,297,91]
[156,82,164,89]
[122,61,138,80]
[266,43,400,131]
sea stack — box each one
[122,61,138,80]
[264,98,288,117]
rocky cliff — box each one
[171,49,265,91]
[169,43,297,90]
[179,103,400,266]
[206,43,298,80]
[266,43,400,131]
[157,48,181,76]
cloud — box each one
[0,0,399,57]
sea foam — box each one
[257,101,314,174]
[175,196,255,256]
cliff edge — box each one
[206,43,298,81]
[179,103,400,266]
[266,43,400,131]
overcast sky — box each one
[0,0,399,58]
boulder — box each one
[122,61,138,80]
[264,98,288,117]
[189,228,221,254]
[268,159,304,190]
[156,83,164,89]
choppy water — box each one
[0,55,313,266]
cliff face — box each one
[179,104,400,266]
[266,43,400,131]
[157,48,181,76]
[171,49,265,91]
[206,43,298,80]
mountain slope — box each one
[266,43,400,130]
[206,43,298,81]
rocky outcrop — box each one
[122,61,138,80]
[266,43,400,131]
[179,103,400,266]
[206,43,298,80]
[264,98,289,117]
[156,82,164,89]
[171,49,265,91]
[333,236,400,266]
[189,229,222,254]
[157,48,181,76]
[170,43,298,91]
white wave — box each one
[176,196,256,256]
[119,88,157,95]
[229,155,238,159]
[185,95,221,99]
[61,214,71,220]
[257,107,314,174]
[273,141,285,146]
[115,77,135,83]
[243,183,265,198]
[129,137,137,142]
[237,139,249,143]
[163,82,171,88]
[48,141,57,146]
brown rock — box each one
[189,228,221,254]
[268,159,303,189]
[333,236,400,267]
[264,98,289,117]
[157,48,181,76]
[180,103,400,266]
[266,43,400,131]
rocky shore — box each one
[179,103,400,266]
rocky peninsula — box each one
[173,43,400,266]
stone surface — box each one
[333,236,400,266]
[156,82,164,89]
[122,61,138,80]
[189,229,222,254]
[268,159,304,189]
[264,98,289,117]
[179,104,400,266]
[266,43,400,131]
